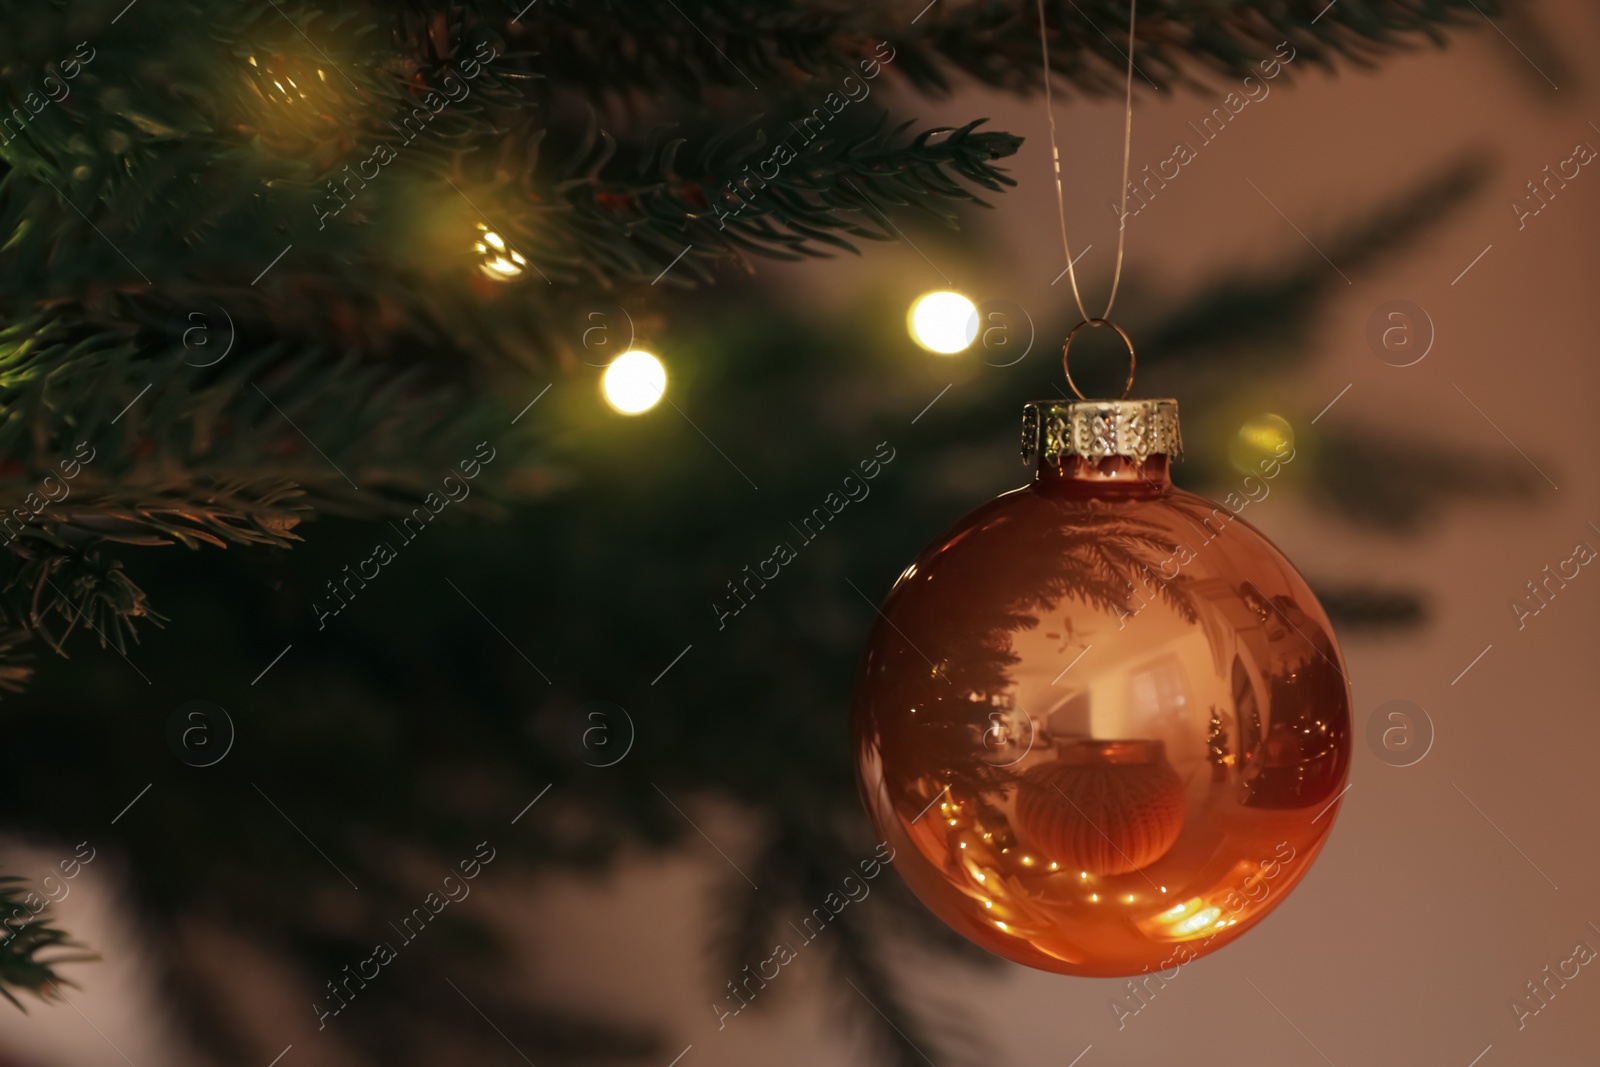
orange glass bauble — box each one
[851,397,1351,977]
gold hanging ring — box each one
[1062,318,1137,400]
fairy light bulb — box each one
[907,291,979,354]
[245,54,331,108]
[475,223,527,281]
[602,350,667,414]
[1229,413,1295,474]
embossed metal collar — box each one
[1021,399,1182,465]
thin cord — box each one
[1037,0,1138,322]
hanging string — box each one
[1037,0,1138,323]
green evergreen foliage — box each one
[0,878,94,1010]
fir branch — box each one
[0,876,96,1009]
[0,628,32,694]
[0,543,163,656]
[535,114,1023,283]
[0,4,1028,361]
[1312,582,1426,629]
[0,317,518,532]
[826,897,965,1067]
[1141,154,1493,371]
[0,94,1019,354]
[8,480,309,551]
[490,0,1493,103]
[1310,425,1539,532]
[0,314,529,666]
[0,0,1493,332]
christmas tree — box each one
[0,2,1522,1064]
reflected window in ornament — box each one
[475,223,528,281]
[1130,655,1191,726]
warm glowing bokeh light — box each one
[1168,905,1223,937]
[907,290,978,354]
[1229,412,1295,473]
[602,350,667,414]
[245,54,328,104]
[475,223,528,281]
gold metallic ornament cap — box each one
[1021,398,1183,466]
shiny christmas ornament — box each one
[851,324,1351,977]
